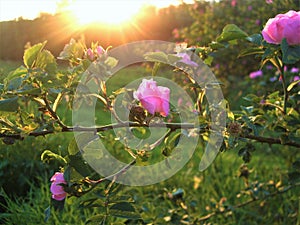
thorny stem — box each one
[81,160,136,195]
[43,95,68,129]
[280,65,288,114]
[1,121,300,148]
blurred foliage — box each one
[175,0,299,106]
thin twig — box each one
[43,95,67,129]
[196,182,300,223]
[86,160,136,185]
[1,121,300,148]
[241,133,300,148]
[280,66,288,115]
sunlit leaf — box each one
[144,51,169,63]
[41,150,67,165]
[23,41,47,68]
[104,56,118,68]
[35,49,57,73]
[287,80,300,92]
[216,24,248,43]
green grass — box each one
[1,148,299,224]
[0,61,300,224]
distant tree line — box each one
[0,4,193,60]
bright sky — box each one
[0,0,194,22]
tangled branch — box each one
[195,182,300,223]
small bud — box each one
[2,137,15,145]
[129,105,146,123]
[86,48,94,61]
[228,122,242,136]
[96,46,105,57]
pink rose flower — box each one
[50,172,67,201]
[172,28,179,39]
[262,10,300,45]
[291,67,299,73]
[249,70,263,79]
[177,52,198,67]
[231,0,237,7]
[133,79,170,117]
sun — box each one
[68,0,143,26]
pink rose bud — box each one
[86,48,94,60]
[50,172,67,201]
[133,79,170,117]
[96,46,105,56]
[262,10,300,45]
[249,70,263,79]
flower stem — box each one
[280,66,288,114]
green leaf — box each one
[0,97,19,112]
[241,115,258,136]
[7,77,23,91]
[144,51,169,63]
[204,55,214,66]
[44,206,51,223]
[5,66,27,82]
[246,34,263,45]
[41,150,67,165]
[68,138,80,155]
[209,41,225,50]
[35,49,57,74]
[242,94,262,104]
[68,154,93,177]
[131,127,151,139]
[167,54,182,64]
[281,38,300,64]
[238,148,252,163]
[104,56,118,68]
[287,80,300,92]
[23,41,47,68]
[16,85,41,95]
[109,202,141,220]
[216,24,248,43]
[0,83,4,94]
[163,132,182,157]
[51,198,65,211]
[86,214,106,224]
